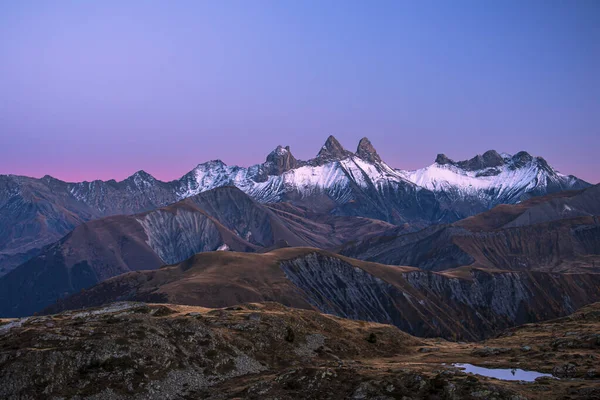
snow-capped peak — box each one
[21,138,589,231]
[398,150,588,207]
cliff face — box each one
[280,253,600,340]
[136,208,246,265]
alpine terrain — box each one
[0,136,589,275]
[0,137,597,400]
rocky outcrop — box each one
[356,137,382,164]
[264,145,301,175]
[434,150,532,172]
[313,135,354,164]
[0,302,423,400]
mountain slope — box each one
[0,187,396,317]
[46,248,600,341]
[0,173,180,276]
[0,191,256,318]
[339,184,600,272]
[1,137,588,273]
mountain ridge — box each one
[0,137,590,273]
[0,186,397,317]
[339,184,600,272]
[44,247,600,341]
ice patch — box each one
[216,244,230,251]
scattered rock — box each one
[366,333,377,344]
[585,369,598,379]
[472,347,512,357]
[552,363,577,378]
[247,313,261,321]
[418,347,440,353]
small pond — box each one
[452,363,555,382]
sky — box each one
[0,0,598,183]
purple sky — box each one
[0,1,598,183]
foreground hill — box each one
[46,248,600,340]
[1,301,598,399]
[0,187,394,317]
[339,184,600,272]
[1,136,589,273]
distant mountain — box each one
[0,173,180,276]
[398,150,589,218]
[0,137,590,274]
[46,248,600,341]
[174,136,446,225]
[339,184,600,272]
[0,186,395,317]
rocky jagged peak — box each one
[510,151,534,169]
[459,150,505,171]
[125,170,156,188]
[436,151,505,171]
[266,145,291,160]
[512,151,533,162]
[435,154,453,165]
[509,151,558,174]
[316,135,352,162]
[196,159,227,169]
[265,145,299,175]
[41,174,62,184]
[481,150,504,167]
[356,137,382,163]
[129,170,155,181]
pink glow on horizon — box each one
[3,136,598,185]
[1,2,598,184]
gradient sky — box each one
[1,0,598,183]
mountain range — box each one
[1,136,599,399]
[0,186,396,317]
[0,136,589,275]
